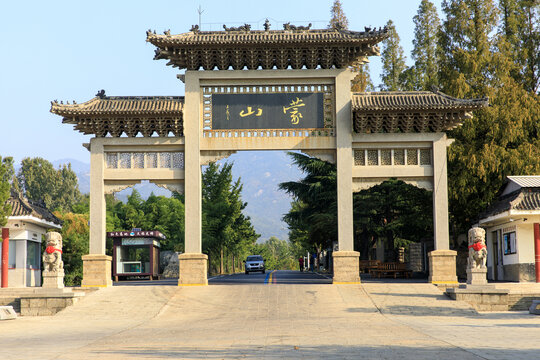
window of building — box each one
[503,232,516,255]
[27,241,40,269]
[8,241,16,268]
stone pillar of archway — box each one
[179,70,208,286]
[428,134,458,286]
[82,137,112,287]
[332,70,360,284]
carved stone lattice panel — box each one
[380,149,392,166]
[105,152,185,169]
[394,149,405,165]
[407,149,419,165]
[420,149,431,165]
[354,150,365,166]
[106,153,118,169]
[119,153,131,169]
[146,153,158,168]
[201,84,334,138]
[133,153,144,169]
[354,148,432,167]
[367,150,378,166]
[159,152,171,168]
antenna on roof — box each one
[197,5,204,30]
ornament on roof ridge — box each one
[223,24,252,32]
[190,24,200,33]
[96,89,106,98]
[283,23,312,31]
[264,19,271,31]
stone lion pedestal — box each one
[42,232,64,289]
[446,227,509,311]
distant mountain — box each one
[52,151,303,242]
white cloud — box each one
[254,189,264,197]
[264,171,271,177]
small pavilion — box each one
[0,190,62,287]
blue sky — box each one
[0,0,443,164]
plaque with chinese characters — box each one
[211,93,324,130]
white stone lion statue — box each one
[43,232,64,273]
[468,227,487,269]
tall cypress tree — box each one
[410,0,441,90]
[328,0,374,92]
[328,0,348,29]
[380,20,407,91]
[498,0,539,93]
[439,0,540,234]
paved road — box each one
[209,269,332,285]
[1,271,539,360]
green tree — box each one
[380,20,407,91]
[409,0,441,90]
[354,179,433,260]
[202,162,258,274]
[498,0,539,93]
[54,211,89,286]
[280,153,337,253]
[0,156,14,226]
[251,237,296,270]
[17,158,81,212]
[439,0,540,235]
[328,0,348,29]
[328,0,374,92]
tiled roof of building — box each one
[507,176,540,188]
[479,186,540,220]
[146,26,389,70]
[50,93,184,137]
[6,190,62,227]
[352,89,488,133]
[352,90,488,112]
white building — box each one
[0,190,62,287]
[478,176,540,282]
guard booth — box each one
[108,230,164,281]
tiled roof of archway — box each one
[51,96,184,116]
[146,27,389,70]
[51,95,184,137]
[352,90,488,133]
[352,91,488,112]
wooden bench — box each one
[370,262,412,279]
[359,260,381,274]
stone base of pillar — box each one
[332,251,361,284]
[179,253,208,286]
[42,270,65,288]
[467,267,488,285]
[428,250,458,286]
[81,254,112,287]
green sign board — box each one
[211,93,324,130]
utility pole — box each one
[197,5,204,30]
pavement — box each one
[1,270,539,360]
